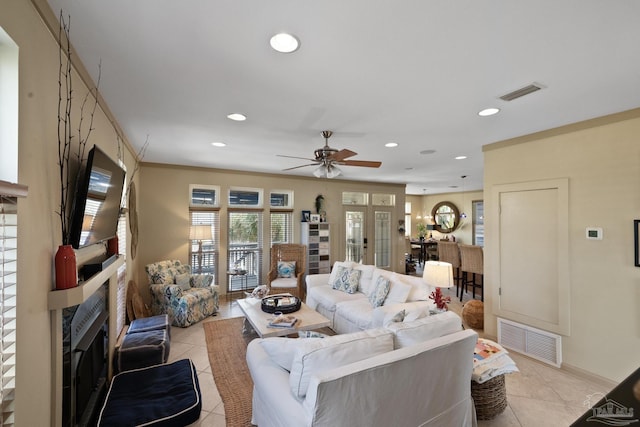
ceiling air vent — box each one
[499,83,544,101]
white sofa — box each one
[246,319,478,427]
[306,261,437,334]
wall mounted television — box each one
[69,145,126,249]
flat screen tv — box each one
[69,145,126,249]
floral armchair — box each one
[145,260,219,327]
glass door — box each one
[345,209,365,263]
[373,210,392,268]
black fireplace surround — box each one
[62,283,109,426]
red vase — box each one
[107,236,119,257]
[55,244,78,290]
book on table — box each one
[268,314,299,328]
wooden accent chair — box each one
[458,244,484,302]
[437,241,462,298]
[267,244,307,299]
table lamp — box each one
[423,261,453,311]
[190,224,212,273]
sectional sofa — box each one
[305,261,438,334]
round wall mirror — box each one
[431,201,460,233]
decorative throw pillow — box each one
[332,268,362,293]
[331,266,347,290]
[384,309,406,326]
[174,273,191,291]
[277,261,296,278]
[298,330,329,339]
[369,276,391,307]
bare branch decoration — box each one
[56,11,101,245]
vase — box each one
[107,236,119,257]
[55,244,78,290]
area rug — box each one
[204,317,256,427]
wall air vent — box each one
[497,318,562,367]
[499,83,544,101]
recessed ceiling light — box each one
[270,33,300,53]
[211,142,226,147]
[420,149,436,155]
[478,107,500,117]
[385,142,398,148]
[227,113,246,121]
[455,156,467,160]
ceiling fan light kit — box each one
[278,130,381,179]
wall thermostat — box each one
[586,227,603,240]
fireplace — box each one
[62,283,109,426]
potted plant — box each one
[417,223,427,239]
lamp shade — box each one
[422,261,454,288]
[190,224,212,241]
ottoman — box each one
[98,358,202,426]
[114,315,171,373]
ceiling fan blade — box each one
[282,163,318,171]
[277,154,317,162]
[341,160,382,168]
[329,149,357,162]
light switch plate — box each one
[586,227,603,240]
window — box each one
[405,202,412,238]
[270,212,292,245]
[0,29,19,426]
[269,190,293,208]
[189,184,220,207]
[372,193,395,206]
[115,212,127,334]
[472,200,484,246]
[190,211,219,278]
[341,191,368,205]
[229,187,263,208]
[0,184,25,427]
[227,211,262,292]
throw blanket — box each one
[472,338,519,383]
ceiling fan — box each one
[277,131,382,178]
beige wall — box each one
[484,109,640,383]
[1,2,139,425]
[136,163,407,297]
[407,191,484,244]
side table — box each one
[227,270,248,294]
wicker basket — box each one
[471,374,507,420]
[462,300,484,329]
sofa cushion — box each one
[404,307,429,322]
[385,310,463,349]
[383,279,412,305]
[332,267,361,294]
[260,338,305,372]
[353,264,376,295]
[334,299,377,330]
[289,328,394,398]
[308,284,366,312]
[270,277,297,289]
[369,276,391,307]
[277,261,296,278]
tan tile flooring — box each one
[174,288,614,427]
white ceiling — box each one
[46,0,640,194]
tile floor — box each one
[173,289,614,427]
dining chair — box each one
[437,241,462,298]
[458,244,484,302]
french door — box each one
[344,207,392,268]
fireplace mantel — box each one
[49,255,123,427]
[48,256,124,310]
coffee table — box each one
[236,297,330,338]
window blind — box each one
[190,210,219,280]
[270,212,292,245]
[0,189,23,427]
